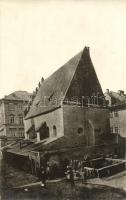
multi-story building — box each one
[104,89,126,138]
[0,91,31,138]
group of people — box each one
[65,159,98,182]
[36,158,99,187]
[68,159,96,171]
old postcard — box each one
[0,0,126,199]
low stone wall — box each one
[4,151,31,172]
[3,142,125,179]
[97,161,126,178]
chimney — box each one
[30,95,33,100]
[41,77,44,84]
[35,87,38,94]
[38,82,41,88]
[32,91,36,98]
[118,90,124,96]
[106,89,109,94]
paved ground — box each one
[87,171,126,191]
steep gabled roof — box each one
[25,50,83,119]
[25,47,103,119]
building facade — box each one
[104,89,126,138]
[24,47,110,149]
[0,91,31,138]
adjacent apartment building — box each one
[104,89,126,138]
[24,47,110,148]
[0,91,31,138]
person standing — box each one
[46,163,50,180]
[83,168,87,183]
[40,166,46,188]
[69,167,75,187]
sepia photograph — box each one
[0,0,126,199]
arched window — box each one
[39,122,49,140]
[53,125,57,137]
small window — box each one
[53,125,57,137]
[78,128,83,135]
[19,116,23,124]
[10,116,14,124]
[10,128,16,136]
[19,128,24,137]
[115,127,119,134]
[114,111,118,117]
[18,103,23,110]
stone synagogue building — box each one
[24,47,110,149]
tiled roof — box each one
[25,50,83,119]
[3,91,31,101]
[25,47,103,119]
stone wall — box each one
[63,105,110,146]
[34,108,64,140]
[4,151,30,172]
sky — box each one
[0,0,126,98]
